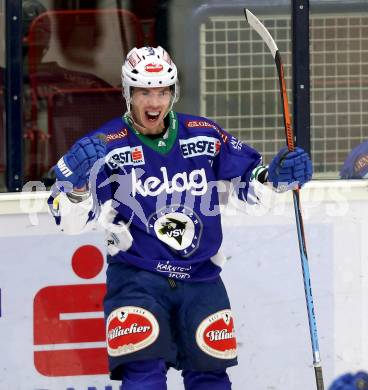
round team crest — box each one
[147,205,203,257]
[196,309,237,360]
[106,306,159,357]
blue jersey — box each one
[58,111,262,281]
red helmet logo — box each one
[145,63,164,73]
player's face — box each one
[131,87,172,134]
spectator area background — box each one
[170,0,368,178]
[0,1,367,186]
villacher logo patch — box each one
[196,309,237,360]
[106,306,159,357]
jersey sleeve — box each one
[48,190,96,234]
[211,125,262,201]
[47,117,126,234]
[48,160,114,234]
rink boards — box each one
[0,180,367,390]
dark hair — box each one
[22,0,47,37]
[22,0,51,60]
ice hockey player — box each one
[50,46,313,390]
[340,140,368,179]
[329,371,368,389]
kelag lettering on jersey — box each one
[64,112,262,281]
[131,167,208,197]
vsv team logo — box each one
[147,205,203,257]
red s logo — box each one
[33,245,108,376]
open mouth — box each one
[145,111,160,122]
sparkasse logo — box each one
[106,146,145,169]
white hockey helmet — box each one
[122,46,179,113]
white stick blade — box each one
[245,9,278,59]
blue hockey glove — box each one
[329,371,368,390]
[268,146,313,191]
[54,135,106,189]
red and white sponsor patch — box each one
[127,51,142,69]
[131,147,143,163]
[195,309,237,360]
[215,140,221,153]
[106,306,159,357]
[145,63,164,73]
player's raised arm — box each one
[209,122,312,201]
[49,135,106,234]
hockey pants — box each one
[121,359,232,390]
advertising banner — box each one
[0,183,368,389]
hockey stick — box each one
[244,9,324,390]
